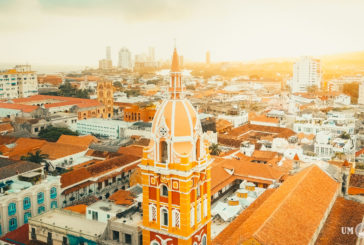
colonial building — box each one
[97,80,114,118]
[140,49,212,245]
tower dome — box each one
[146,48,206,164]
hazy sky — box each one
[0,0,364,67]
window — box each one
[202,235,207,245]
[125,233,132,244]
[23,197,31,210]
[172,209,180,228]
[160,184,168,197]
[197,185,201,198]
[197,203,201,223]
[50,187,57,199]
[9,218,17,231]
[51,201,57,209]
[149,204,157,222]
[160,141,168,163]
[24,212,31,224]
[8,202,16,216]
[37,192,44,204]
[190,206,195,227]
[161,208,168,226]
[38,206,45,214]
[92,211,98,221]
[112,230,120,242]
[107,214,110,219]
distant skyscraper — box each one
[148,46,155,61]
[206,51,211,64]
[106,46,111,60]
[288,56,321,93]
[359,82,364,105]
[118,47,132,70]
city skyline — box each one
[0,0,364,66]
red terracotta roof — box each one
[316,197,364,245]
[293,153,300,161]
[109,190,135,205]
[356,148,364,157]
[61,155,140,188]
[226,165,339,245]
[57,135,98,148]
[38,142,87,160]
[0,102,38,113]
[4,138,47,160]
[211,157,285,195]
[213,189,276,245]
[349,174,364,189]
[64,204,88,214]
[117,145,144,158]
[0,123,14,133]
[0,224,29,244]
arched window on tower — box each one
[160,184,168,197]
[160,141,168,163]
[161,207,168,226]
[196,138,200,160]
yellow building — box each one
[97,80,114,118]
[140,48,212,245]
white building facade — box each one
[289,56,321,93]
[0,172,60,236]
[0,65,38,99]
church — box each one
[140,48,212,245]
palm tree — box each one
[21,150,51,171]
[209,143,221,156]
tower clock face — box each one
[159,127,168,137]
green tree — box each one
[58,82,90,99]
[21,150,51,171]
[209,143,221,156]
[38,126,78,142]
[339,132,350,139]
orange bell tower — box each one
[140,48,212,245]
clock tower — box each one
[140,48,212,245]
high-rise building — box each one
[359,82,364,105]
[106,46,111,60]
[97,80,114,118]
[141,48,212,245]
[118,47,132,70]
[206,51,211,65]
[148,46,155,62]
[0,65,38,99]
[98,59,112,70]
[288,56,321,93]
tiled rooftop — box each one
[316,197,364,245]
[214,165,339,245]
[0,158,42,180]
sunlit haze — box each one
[1,0,364,66]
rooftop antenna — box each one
[174,38,176,49]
